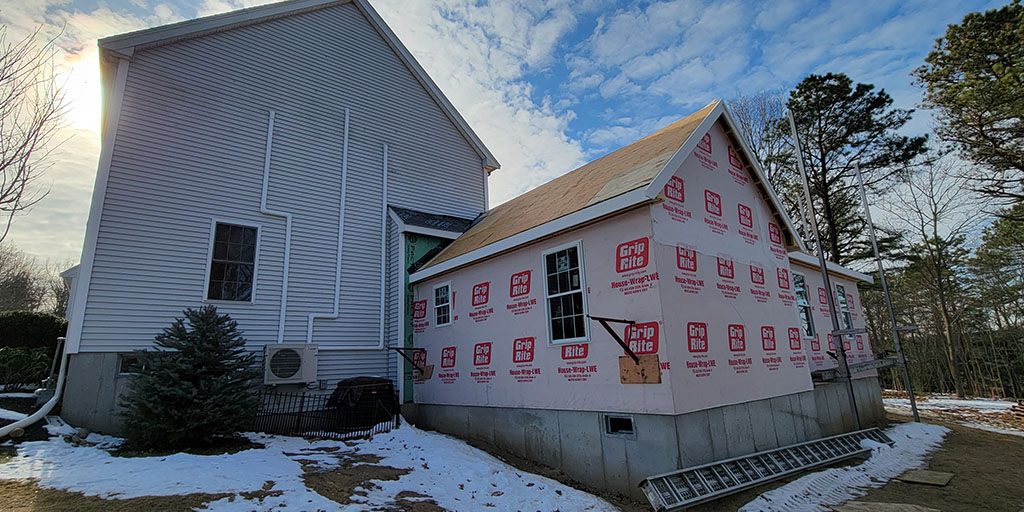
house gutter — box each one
[0,342,69,439]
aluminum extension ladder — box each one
[639,427,894,511]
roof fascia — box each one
[99,0,341,52]
[353,0,500,172]
[788,251,873,283]
[410,187,652,283]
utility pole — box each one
[854,163,920,422]
[788,111,861,430]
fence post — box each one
[295,393,305,434]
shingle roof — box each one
[420,101,718,270]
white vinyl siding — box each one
[77,3,485,386]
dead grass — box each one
[0,479,232,512]
[299,451,448,511]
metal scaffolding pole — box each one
[788,111,861,430]
[854,163,920,422]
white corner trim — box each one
[378,143,389,348]
[409,187,652,284]
[260,111,293,344]
[396,230,407,403]
[788,251,873,283]
[65,58,131,355]
[352,0,499,171]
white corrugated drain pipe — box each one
[262,111,292,343]
[0,344,68,439]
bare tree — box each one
[0,24,68,244]
[730,90,790,188]
[882,156,985,398]
[43,258,74,316]
[0,243,45,311]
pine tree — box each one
[120,305,259,450]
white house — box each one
[62,0,497,432]
[403,100,885,497]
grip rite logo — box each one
[705,190,722,217]
[625,321,659,354]
[440,346,456,368]
[717,256,734,279]
[811,335,821,351]
[687,322,708,353]
[728,324,746,352]
[818,287,828,305]
[677,245,697,272]
[738,203,753,228]
[561,343,588,360]
[616,238,649,273]
[473,342,492,366]
[856,334,864,351]
[761,326,776,351]
[412,300,427,320]
[413,349,427,368]
[472,282,490,306]
[510,270,531,298]
[788,328,801,350]
[697,133,712,154]
[777,268,790,290]
[769,223,782,245]
[664,176,685,203]
[728,145,743,169]
[750,264,765,285]
[513,337,535,363]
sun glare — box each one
[61,47,102,133]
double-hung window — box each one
[543,242,589,343]
[207,222,257,302]
[835,283,853,330]
[434,283,452,326]
[793,272,815,337]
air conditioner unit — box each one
[264,343,318,385]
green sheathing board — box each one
[403,233,446,401]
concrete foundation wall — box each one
[60,353,135,435]
[403,376,885,500]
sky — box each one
[0,0,1001,263]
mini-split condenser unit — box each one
[263,343,318,385]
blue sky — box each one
[0,0,1001,261]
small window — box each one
[434,283,451,326]
[605,414,635,436]
[835,283,853,330]
[118,354,146,375]
[543,242,589,343]
[793,273,815,338]
[208,222,257,301]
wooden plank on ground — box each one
[832,502,941,512]
[897,469,954,486]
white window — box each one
[433,282,451,326]
[542,241,589,343]
[793,272,815,338]
[835,283,853,330]
[207,222,258,302]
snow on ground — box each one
[0,420,616,511]
[740,422,949,512]
[884,392,1024,437]
[0,408,27,421]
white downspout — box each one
[378,144,388,348]
[261,111,292,343]
[306,108,350,343]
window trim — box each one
[792,271,816,339]
[433,281,453,327]
[834,282,853,330]
[203,218,261,304]
[541,240,590,345]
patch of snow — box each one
[959,423,1024,438]
[740,422,949,512]
[0,408,27,421]
[0,419,616,512]
[884,397,1015,413]
[0,392,36,399]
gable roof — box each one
[95,0,499,172]
[410,99,806,283]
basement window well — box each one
[604,414,635,437]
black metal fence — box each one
[253,386,399,440]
